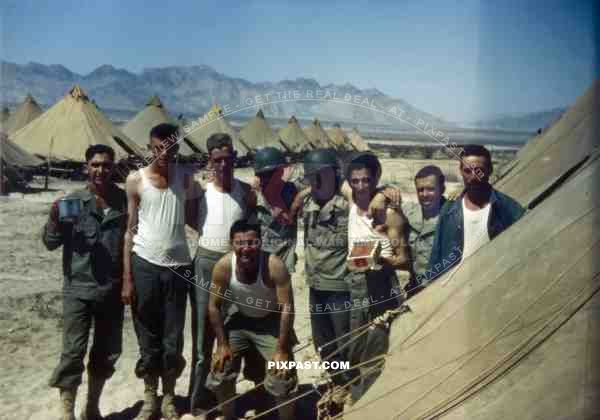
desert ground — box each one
[0,158,467,420]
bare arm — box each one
[382,208,410,270]
[185,180,204,232]
[121,171,140,306]
[269,255,294,352]
[290,186,310,219]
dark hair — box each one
[415,165,446,187]
[345,153,382,183]
[149,123,179,145]
[229,219,261,241]
[85,144,115,162]
[207,133,234,154]
[460,144,493,171]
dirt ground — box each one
[0,159,461,420]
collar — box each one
[305,191,346,213]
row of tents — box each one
[0,85,370,167]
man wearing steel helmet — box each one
[252,147,299,274]
[290,148,358,395]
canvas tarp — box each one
[239,109,287,152]
[0,107,9,124]
[4,94,43,134]
[10,85,144,161]
[495,79,600,207]
[122,95,196,156]
[184,104,249,154]
[344,150,600,420]
[344,80,600,420]
[278,116,314,152]
[304,118,335,149]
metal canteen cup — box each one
[58,197,83,223]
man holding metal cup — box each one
[43,144,127,420]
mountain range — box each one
[1,61,566,133]
[465,108,566,132]
[1,61,449,127]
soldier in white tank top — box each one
[348,203,393,258]
[228,252,277,318]
[132,167,191,266]
[198,179,247,253]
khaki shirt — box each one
[303,192,349,291]
[402,200,442,280]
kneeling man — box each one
[205,220,297,420]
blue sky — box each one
[2,0,598,121]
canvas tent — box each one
[343,80,600,420]
[184,104,249,155]
[4,94,43,134]
[0,133,43,193]
[326,124,356,151]
[278,116,314,152]
[495,79,600,207]
[0,107,9,125]
[304,118,335,149]
[122,95,198,156]
[0,133,43,168]
[10,85,144,162]
[239,109,287,152]
[349,128,370,151]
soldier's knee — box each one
[205,360,239,392]
[264,370,298,398]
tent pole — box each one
[44,137,53,191]
[0,156,6,196]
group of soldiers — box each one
[43,122,524,420]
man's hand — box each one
[121,273,136,307]
[368,186,402,219]
[270,349,292,378]
[381,186,402,207]
[212,344,233,372]
[49,200,61,225]
[446,187,462,201]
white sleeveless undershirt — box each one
[198,180,246,253]
[348,203,393,258]
[132,168,191,266]
[229,253,277,318]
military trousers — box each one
[345,267,400,400]
[131,253,189,379]
[309,288,357,386]
[188,246,225,411]
[49,289,124,389]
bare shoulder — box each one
[125,170,143,196]
[215,252,233,272]
[267,254,290,285]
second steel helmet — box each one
[254,147,286,174]
[303,148,339,177]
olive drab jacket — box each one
[42,187,128,300]
[402,198,446,283]
[303,192,350,292]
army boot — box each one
[80,373,106,420]
[136,375,159,420]
[161,374,179,420]
[59,387,77,420]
